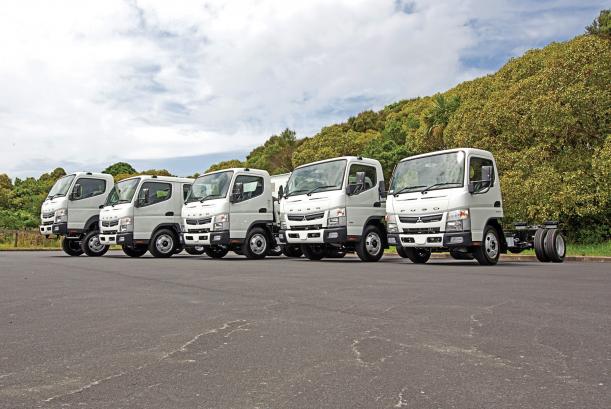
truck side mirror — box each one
[70,184,82,200]
[230,182,243,203]
[378,181,387,199]
[137,188,149,206]
[277,185,284,200]
[347,172,366,196]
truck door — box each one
[68,177,108,230]
[467,156,502,242]
[229,174,270,239]
[133,181,173,240]
[345,163,379,237]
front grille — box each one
[103,230,118,235]
[399,214,443,223]
[403,227,441,234]
[289,224,322,231]
[186,228,210,233]
[186,218,212,225]
[42,221,53,226]
[287,212,325,221]
[101,220,119,227]
[42,212,54,219]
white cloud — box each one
[0,0,606,177]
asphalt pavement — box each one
[0,251,609,409]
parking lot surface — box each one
[0,251,609,408]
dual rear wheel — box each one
[534,228,565,263]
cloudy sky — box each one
[0,0,607,178]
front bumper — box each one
[39,223,54,235]
[51,222,68,236]
[100,232,133,246]
[182,230,229,246]
[279,227,347,244]
[389,231,473,248]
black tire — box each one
[449,250,474,260]
[396,246,410,258]
[243,227,269,260]
[355,225,384,262]
[205,245,229,259]
[267,244,283,257]
[233,246,243,256]
[185,246,206,255]
[324,247,346,258]
[122,244,148,257]
[534,228,550,262]
[81,230,109,257]
[282,245,303,258]
[405,248,431,264]
[148,228,177,258]
[473,225,501,265]
[543,229,566,263]
[302,244,325,260]
[62,238,83,256]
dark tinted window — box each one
[348,164,377,191]
[233,175,264,202]
[469,157,495,192]
[73,178,106,200]
[139,182,172,206]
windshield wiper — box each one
[421,182,462,193]
[306,185,336,196]
[393,185,426,196]
[199,194,220,202]
[285,189,308,198]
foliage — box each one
[102,162,136,176]
[586,9,611,37]
[205,159,245,173]
[246,129,301,174]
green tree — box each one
[246,128,300,174]
[102,162,136,176]
[206,159,245,173]
[586,9,611,37]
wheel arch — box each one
[246,220,275,238]
[362,216,388,247]
[151,223,182,239]
[84,215,100,232]
[485,217,507,252]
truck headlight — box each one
[387,223,399,233]
[446,209,469,232]
[119,216,133,232]
[327,207,346,227]
[280,221,287,230]
[54,208,68,223]
[213,213,229,231]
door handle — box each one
[259,208,267,213]
[373,202,381,208]
[494,201,501,208]
[165,211,174,216]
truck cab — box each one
[386,148,505,265]
[181,168,276,259]
[99,175,194,258]
[40,172,114,256]
[277,156,387,261]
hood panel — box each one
[41,197,68,215]
[280,191,344,214]
[100,204,133,221]
[182,200,229,218]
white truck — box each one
[40,172,114,256]
[99,175,195,258]
[277,156,387,261]
[386,148,566,265]
[181,168,279,259]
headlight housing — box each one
[327,207,346,227]
[385,213,399,233]
[213,213,229,231]
[54,208,68,223]
[119,216,133,232]
[445,209,470,232]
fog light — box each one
[213,235,221,241]
[388,237,396,244]
[450,236,464,244]
[118,237,124,242]
[328,232,338,239]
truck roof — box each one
[294,156,381,169]
[120,175,194,183]
[202,168,270,177]
[68,172,114,180]
[398,148,494,162]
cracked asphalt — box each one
[0,251,610,409]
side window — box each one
[183,184,192,201]
[469,157,495,192]
[347,164,377,192]
[73,178,106,200]
[233,175,264,203]
[139,182,172,206]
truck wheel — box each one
[282,245,303,258]
[267,244,283,257]
[185,246,206,255]
[534,228,550,262]
[450,250,474,260]
[544,229,566,263]
[243,227,269,259]
[396,246,409,258]
[148,229,177,258]
[405,248,431,264]
[473,225,500,265]
[81,230,109,257]
[356,225,384,262]
[324,247,346,258]
[205,245,229,259]
[122,244,147,257]
[302,244,325,260]
[62,238,83,256]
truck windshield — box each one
[106,178,140,205]
[285,159,347,197]
[47,174,76,199]
[186,171,233,203]
[390,151,465,194]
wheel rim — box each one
[88,234,105,253]
[484,231,498,259]
[555,234,565,257]
[250,233,267,255]
[365,232,382,256]
[156,234,174,254]
[194,245,204,252]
